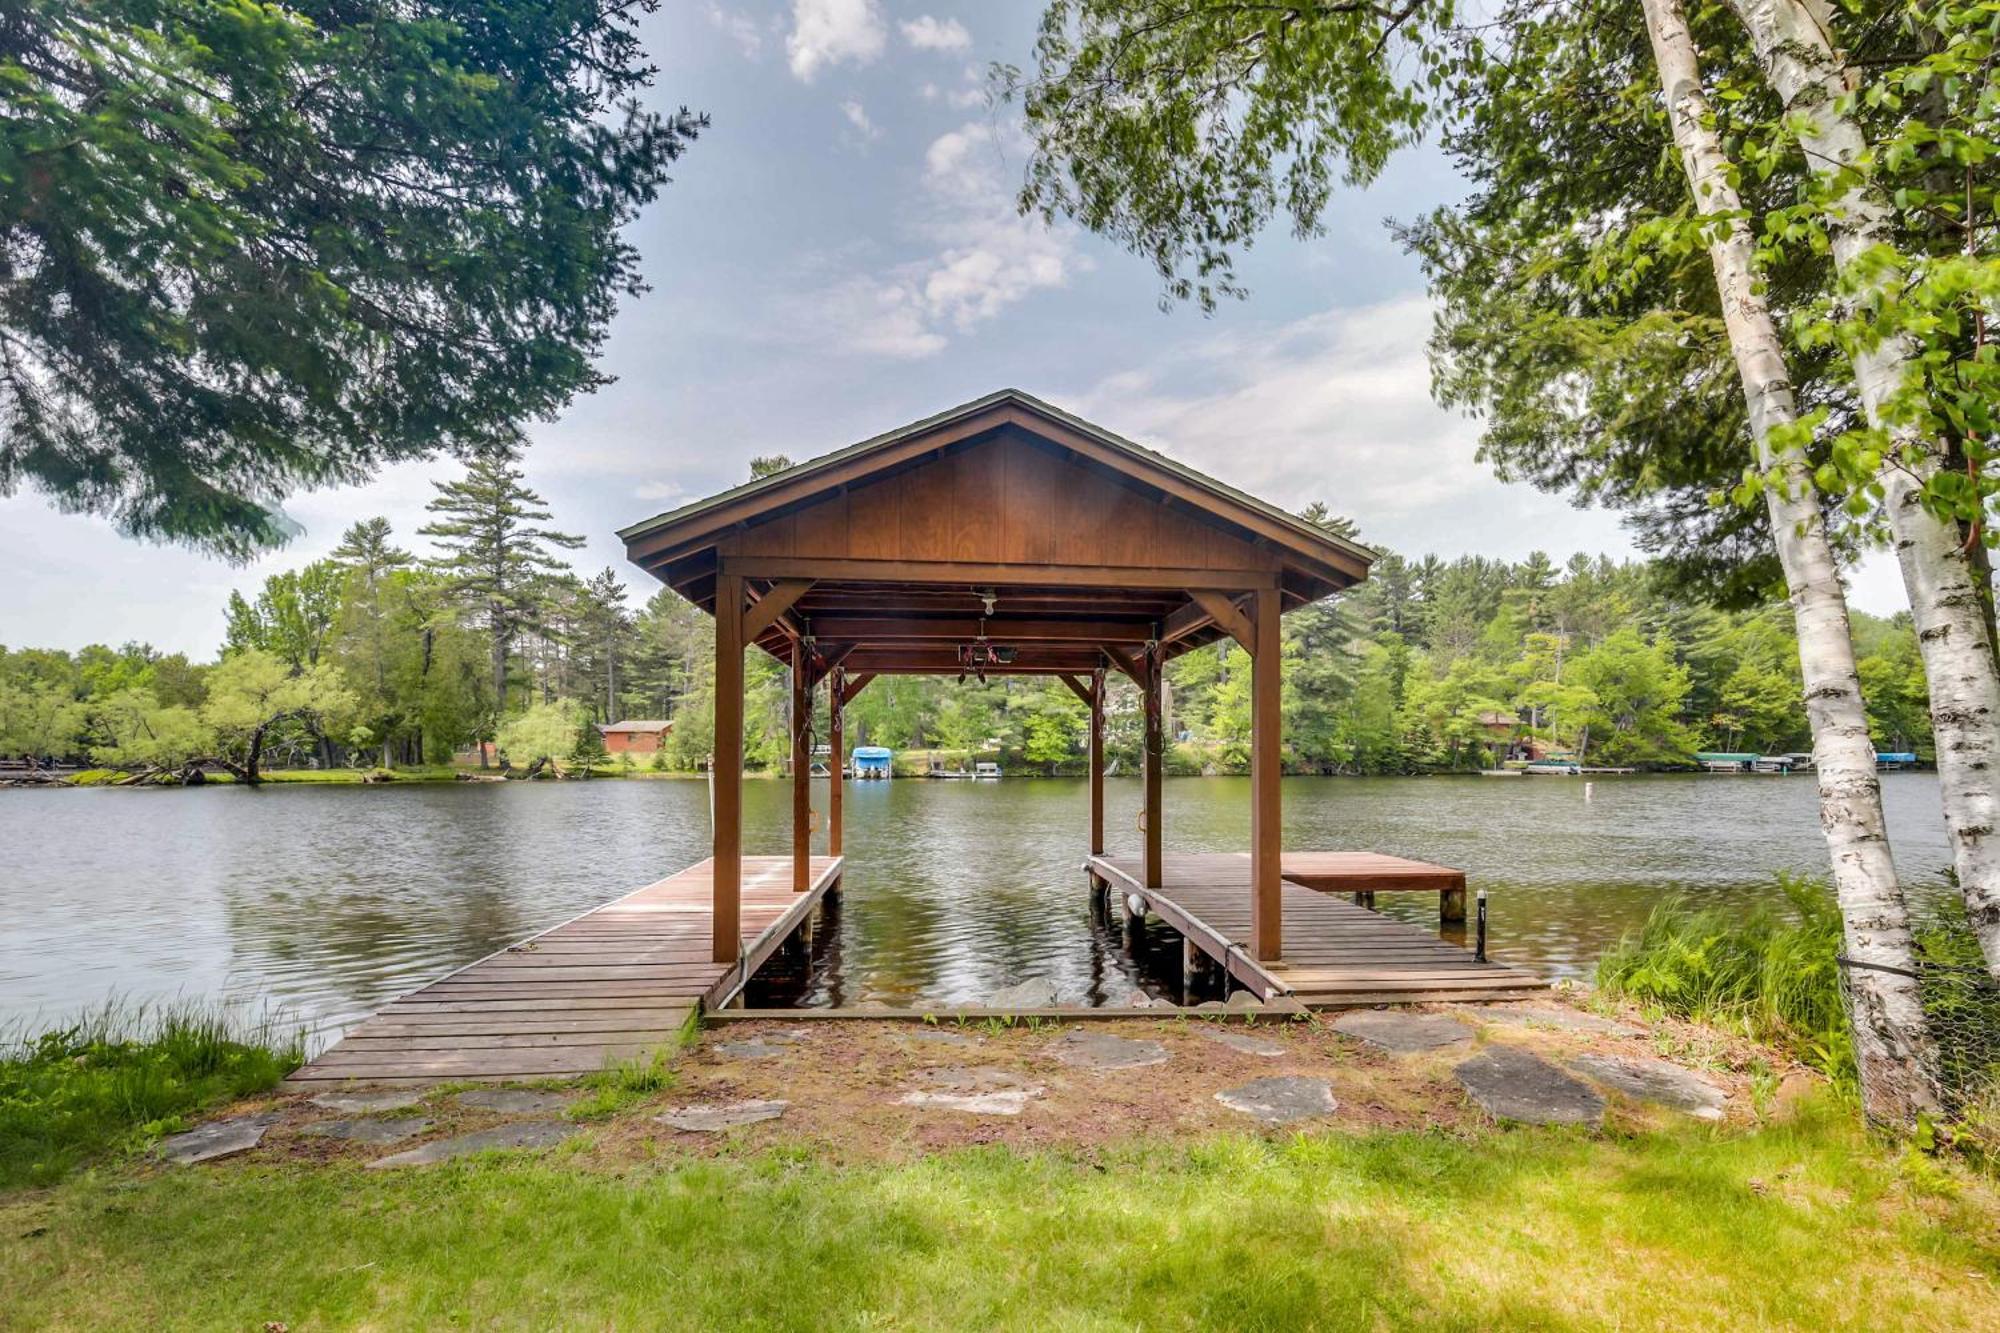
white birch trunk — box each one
[1730,0,2000,977]
[1641,0,1940,1122]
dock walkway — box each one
[1088,852,1544,1007]
[289,855,841,1086]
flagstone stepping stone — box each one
[1455,1048,1605,1125]
[712,1030,807,1060]
[1049,1030,1169,1070]
[988,977,1060,1008]
[1570,1055,1727,1120]
[1215,1076,1337,1125]
[1197,1026,1288,1057]
[307,1090,426,1114]
[455,1089,571,1114]
[1332,1010,1473,1053]
[367,1121,578,1168]
[655,1100,790,1133]
[1224,991,1265,1011]
[896,1067,1044,1116]
[1463,1005,1639,1037]
[298,1117,433,1145]
[159,1113,280,1165]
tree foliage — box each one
[0,0,703,554]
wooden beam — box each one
[744,578,814,640]
[828,666,844,858]
[805,616,1154,644]
[809,642,856,689]
[791,638,812,893]
[1188,590,1255,653]
[1056,674,1094,706]
[1143,643,1163,890]
[1250,585,1282,961]
[1088,667,1105,857]
[712,572,745,963]
[721,556,1277,591]
[1102,644,1144,684]
[840,672,876,705]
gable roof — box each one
[617,388,1374,578]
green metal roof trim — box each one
[615,388,1378,569]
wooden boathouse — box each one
[290,390,1538,1086]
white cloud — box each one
[705,3,763,57]
[791,119,1085,359]
[634,480,690,504]
[920,65,988,109]
[901,15,971,51]
[1072,297,1637,564]
[786,0,885,82]
[839,99,881,142]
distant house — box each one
[599,720,671,755]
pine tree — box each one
[579,569,634,721]
[330,518,412,593]
[419,442,582,715]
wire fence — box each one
[1841,955,2000,1150]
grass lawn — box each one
[3,1096,1996,1331]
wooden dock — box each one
[288,855,841,1086]
[1088,853,1544,1008]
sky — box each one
[0,0,1909,656]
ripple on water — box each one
[0,773,1956,1038]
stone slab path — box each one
[456,1090,571,1114]
[1332,1010,1473,1053]
[298,1117,433,1145]
[307,1090,426,1114]
[368,1121,578,1168]
[1455,1048,1605,1125]
[1049,1031,1168,1070]
[1465,1006,1639,1037]
[1216,1077,1337,1125]
[160,1113,280,1165]
[1571,1055,1727,1120]
[896,1067,1045,1116]
[656,1100,790,1133]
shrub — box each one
[0,1003,301,1189]
[1597,875,1852,1090]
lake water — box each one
[0,773,1959,1044]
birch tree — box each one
[1007,0,1943,1121]
[1638,0,1937,1119]
[1723,0,2000,976]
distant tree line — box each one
[2,457,1930,780]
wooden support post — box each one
[791,637,811,893]
[1441,885,1467,924]
[828,665,845,858]
[712,572,745,964]
[1250,585,1282,961]
[1143,643,1164,889]
[1088,666,1105,857]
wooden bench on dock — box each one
[288,855,841,1086]
[1087,852,1543,1009]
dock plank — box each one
[1088,853,1543,1007]
[288,855,840,1086]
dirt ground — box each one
[239,995,1817,1171]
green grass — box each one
[3,1094,1995,1330]
[0,1004,301,1189]
[1598,879,2000,1135]
[1596,875,1855,1091]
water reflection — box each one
[0,772,1956,1038]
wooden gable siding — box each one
[720,429,1272,573]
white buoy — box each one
[1585,780,1595,801]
